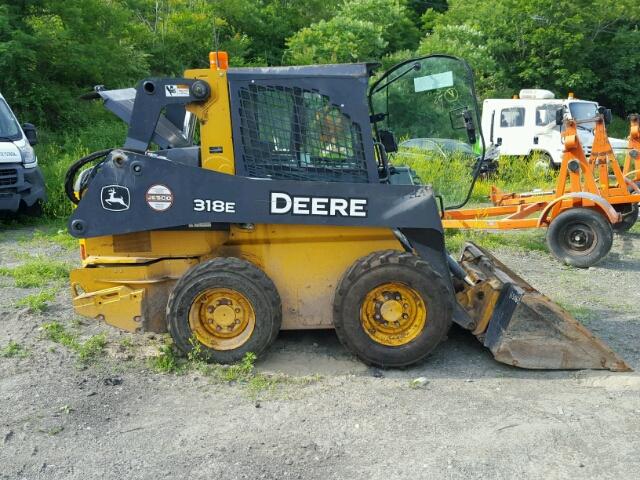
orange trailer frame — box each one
[441,115,640,230]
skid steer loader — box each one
[65,53,629,370]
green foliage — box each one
[15,289,56,312]
[286,17,386,64]
[35,117,126,218]
[0,256,70,288]
[0,340,29,358]
[41,321,107,362]
[149,344,182,373]
[285,0,421,64]
[0,0,148,127]
[420,0,640,114]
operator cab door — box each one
[368,55,485,206]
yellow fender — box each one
[537,192,620,227]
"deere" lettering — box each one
[270,192,367,217]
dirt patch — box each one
[1,227,639,479]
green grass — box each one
[446,229,547,256]
[393,149,562,253]
[148,341,319,399]
[396,149,558,208]
[41,321,107,363]
[15,289,56,312]
[0,340,29,358]
[0,257,70,288]
[25,221,77,250]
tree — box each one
[417,0,640,113]
[0,0,148,125]
[286,17,386,64]
[341,0,421,53]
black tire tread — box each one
[546,208,613,268]
[333,250,453,368]
[166,256,282,362]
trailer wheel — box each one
[613,203,639,233]
[546,208,613,268]
[333,250,452,368]
[167,257,281,363]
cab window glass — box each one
[500,107,524,127]
[536,104,559,126]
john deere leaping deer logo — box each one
[100,185,130,211]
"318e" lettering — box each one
[193,199,236,213]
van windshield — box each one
[569,101,598,130]
[0,99,21,140]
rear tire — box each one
[546,208,613,268]
[167,257,282,363]
[333,250,453,368]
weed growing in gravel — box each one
[149,344,181,373]
[41,321,107,363]
[29,227,77,250]
[0,341,29,358]
[0,257,70,288]
[149,341,319,399]
[15,289,56,312]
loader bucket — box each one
[455,243,631,371]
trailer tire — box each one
[546,208,613,268]
[613,203,639,233]
[333,250,452,368]
[167,257,282,364]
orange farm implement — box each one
[442,115,640,267]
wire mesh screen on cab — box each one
[236,85,369,182]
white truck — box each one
[481,89,627,167]
[0,92,45,215]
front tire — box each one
[546,208,613,268]
[167,257,282,363]
[333,250,453,368]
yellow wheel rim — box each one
[360,282,427,347]
[188,288,255,351]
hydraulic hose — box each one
[64,149,113,204]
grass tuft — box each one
[148,341,318,399]
[15,289,56,312]
[0,257,70,288]
[0,340,29,358]
[41,321,106,363]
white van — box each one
[0,92,45,215]
[481,89,627,167]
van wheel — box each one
[167,257,282,363]
[532,151,557,170]
[22,200,43,217]
[546,208,613,268]
[333,250,452,368]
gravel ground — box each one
[1,226,639,480]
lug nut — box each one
[235,308,241,313]
[216,326,222,331]
[235,319,241,324]
[402,314,408,319]
[208,306,214,313]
